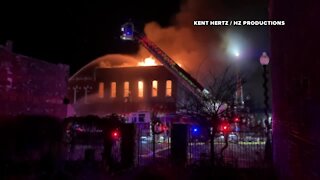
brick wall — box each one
[0,46,69,118]
[270,0,320,179]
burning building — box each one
[68,55,185,122]
[0,42,69,118]
[68,23,211,122]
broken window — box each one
[152,80,158,97]
[166,80,172,97]
[124,81,130,97]
[98,82,104,98]
[111,82,116,98]
[138,81,144,97]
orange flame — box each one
[138,57,158,66]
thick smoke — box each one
[136,0,228,85]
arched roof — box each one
[69,54,139,81]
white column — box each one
[73,86,79,104]
[83,85,92,104]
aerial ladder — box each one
[120,22,209,101]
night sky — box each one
[0,0,180,73]
[0,0,268,74]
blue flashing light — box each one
[120,23,134,40]
[191,126,200,135]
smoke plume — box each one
[135,0,228,84]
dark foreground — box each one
[2,160,277,180]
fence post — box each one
[120,124,135,169]
[210,131,215,165]
[136,124,141,166]
[171,123,188,166]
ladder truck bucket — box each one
[120,22,135,40]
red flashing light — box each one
[234,117,240,122]
[111,129,120,139]
[163,126,168,131]
[113,132,118,137]
[220,123,230,133]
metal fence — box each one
[135,123,171,166]
[135,123,268,168]
[188,130,267,168]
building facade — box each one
[270,0,320,179]
[68,65,181,118]
[0,43,69,118]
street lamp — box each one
[234,50,240,58]
[233,51,244,107]
[260,52,270,65]
[259,52,272,164]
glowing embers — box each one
[137,57,158,66]
[166,80,172,97]
[98,82,104,98]
[111,82,116,98]
[152,80,158,97]
[138,81,144,98]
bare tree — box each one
[178,66,245,122]
[177,66,246,163]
